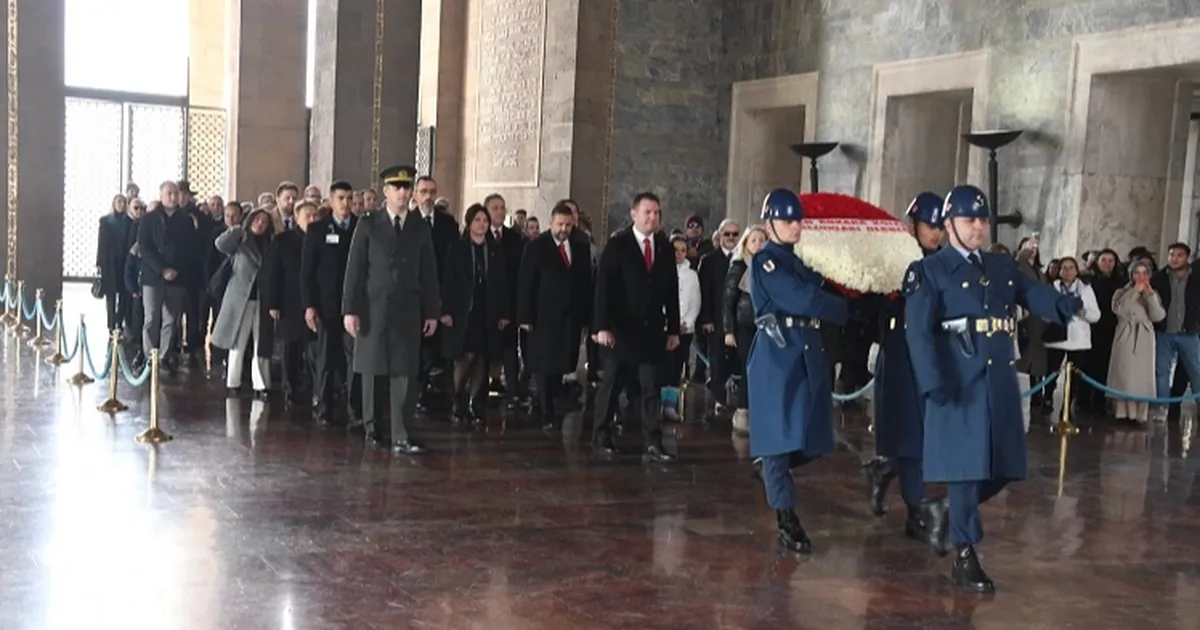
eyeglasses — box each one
[686,224,701,229]
[722,231,740,237]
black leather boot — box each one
[951,544,995,593]
[451,392,469,425]
[920,497,950,556]
[775,509,812,554]
[903,503,925,541]
[862,457,895,517]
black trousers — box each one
[105,290,131,331]
[313,320,360,416]
[706,328,737,405]
[537,373,563,423]
[362,375,417,442]
[1045,348,1086,404]
[417,333,440,396]
[280,340,307,398]
[502,331,528,400]
[658,333,694,387]
[184,283,204,357]
[593,356,661,444]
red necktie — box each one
[558,241,571,268]
[642,237,653,271]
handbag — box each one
[207,256,233,301]
[90,278,103,299]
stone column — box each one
[226,0,308,201]
[419,0,467,207]
[188,0,225,109]
[0,0,66,301]
[309,0,422,190]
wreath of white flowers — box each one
[793,217,923,294]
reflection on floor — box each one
[0,284,1198,629]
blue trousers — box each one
[761,452,817,510]
[886,456,924,507]
[947,479,1008,545]
[1155,333,1200,400]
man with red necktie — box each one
[590,192,680,463]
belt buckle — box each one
[784,316,794,328]
[889,317,896,331]
[974,319,987,333]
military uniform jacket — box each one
[341,209,441,377]
[904,247,1074,483]
[873,247,936,460]
[746,241,849,459]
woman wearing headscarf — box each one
[1108,260,1166,424]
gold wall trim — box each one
[598,0,619,244]
[6,0,18,279]
[369,0,384,183]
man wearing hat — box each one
[177,179,216,366]
[745,188,848,555]
[863,192,947,545]
[342,165,441,454]
[903,184,1081,592]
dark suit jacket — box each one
[137,207,198,288]
[517,232,593,374]
[487,225,525,344]
[593,228,680,363]
[696,248,731,332]
[262,229,311,343]
[301,214,357,322]
[418,210,459,277]
[440,237,510,359]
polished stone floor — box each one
[1,286,1199,628]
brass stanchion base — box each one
[27,333,49,347]
[66,372,94,386]
[135,427,173,443]
[9,324,30,339]
[1056,421,1079,436]
[97,398,128,413]
[45,352,67,365]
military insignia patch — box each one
[901,264,920,295]
[763,259,776,273]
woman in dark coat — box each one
[1014,236,1050,416]
[1081,248,1125,415]
[439,203,510,423]
[262,201,317,403]
[96,193,133,331]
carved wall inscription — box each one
[474,0,546,187]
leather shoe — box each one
[642,443,677,464]
[951,545,995,593]
[861,457,894,517]
[592,433,618,455]
[392,440,428,454]
[775,509,812,554]
[366,432,390,448]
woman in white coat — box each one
[661,234,701,420]
[1043,256,1101,413]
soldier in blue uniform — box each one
[904,185,1081,592]
[862,192,946,543]
[747,189,849,553]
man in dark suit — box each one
[518,203,593,431]
[695,219,741,409]
[559,198,601,385]
[484,193,531,409]
[412,176,458,408]
[343,166,441,454]
[138,180,198,374]
[592,192,680,463]
[302,180,360,424]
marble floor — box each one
[1,285,1199,629]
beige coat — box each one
[1107,285,1165,416]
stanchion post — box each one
[26,288,49,347]
[1057,362,1079,436]
[65,315,94,386]
[0,275,13,327]
[45,299,67,365]
[678,361,688,421]
[136,349,172,444]
[97,330,128,413]
[11,280,30,338]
